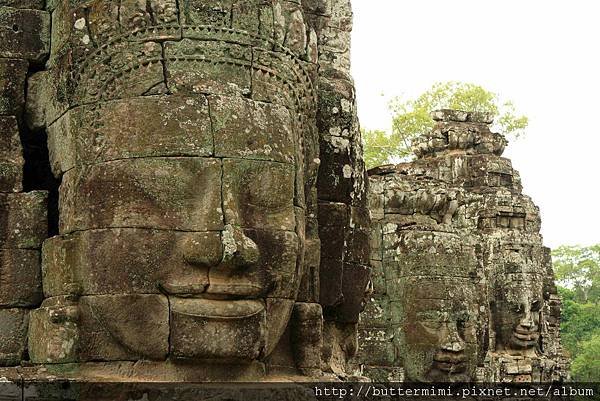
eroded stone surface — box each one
[0,59,28,116]
[0,115,23,192]
[0,248,42,307]
[0,191,47,249]
[0,308,29,366]
[0,7,50,63]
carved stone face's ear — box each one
[28,296,79,364]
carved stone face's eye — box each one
[223,159,296,231]
[513,302,523,314]
[456,313,469,334]
[419,318,442,332]
[530,300,541,312]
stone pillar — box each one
[302,0,371,377]
[0,0,49,366]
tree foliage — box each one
[553,244,600,303]
[571,331,600,381]
[362,81,529,169]
[554,244,600,381]
[560,297,600,358]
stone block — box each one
[319,257,343,309]
[59,157,223,233]
[317,201,348,227]
[359,295,390,329]
[250,64,296,109]
[316,77,355,134]
[356,327,395,366]
[0,7,50,63]
[370,223,382,261]
[78,294,169,361]
[211,95,296,164]
[23,70,47,130]
[28,296,78,364]
[165,38,252,97]
[337,263,370,323]
[180,0,235,26]
[317,134,355,204]
[47,95,212,175]
[0,116,23,192]
[369,259,386,295]
[0,162,21,192]
[0,248,42,307]
[0,307,28,366]
[318,225,345,261]
[0,58,28,116]
[41,40,165,126]
[343,227,370,265]
[296,234,320,303]
[0,191,47,248]
[0,116,23,164]
[222,158,295,231]
[30,294,170,363]
[170,298,265,361]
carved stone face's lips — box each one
[160,281,265,299]
[170,297,265,319]
[511,328,539,347]
[432,351,467,373]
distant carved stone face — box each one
[494,274,543,352]
[398,278,479,382]
[35,0,318,365]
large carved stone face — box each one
[494,273,543,352]
[397,277,479,382]
[35,0,319,365]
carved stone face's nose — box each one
[440,321,465,353]
[181,225,259,269]
[519,308,535,329]
[221,224,260,268]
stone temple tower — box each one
[359,109,569,382]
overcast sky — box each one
[350,0,600,248]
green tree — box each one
[560,300,600,358]
[553,244,600,303]
[571,331,600,381]
[362,81,528,169]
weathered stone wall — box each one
[358,110,569,382]
[0,0,49,366]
